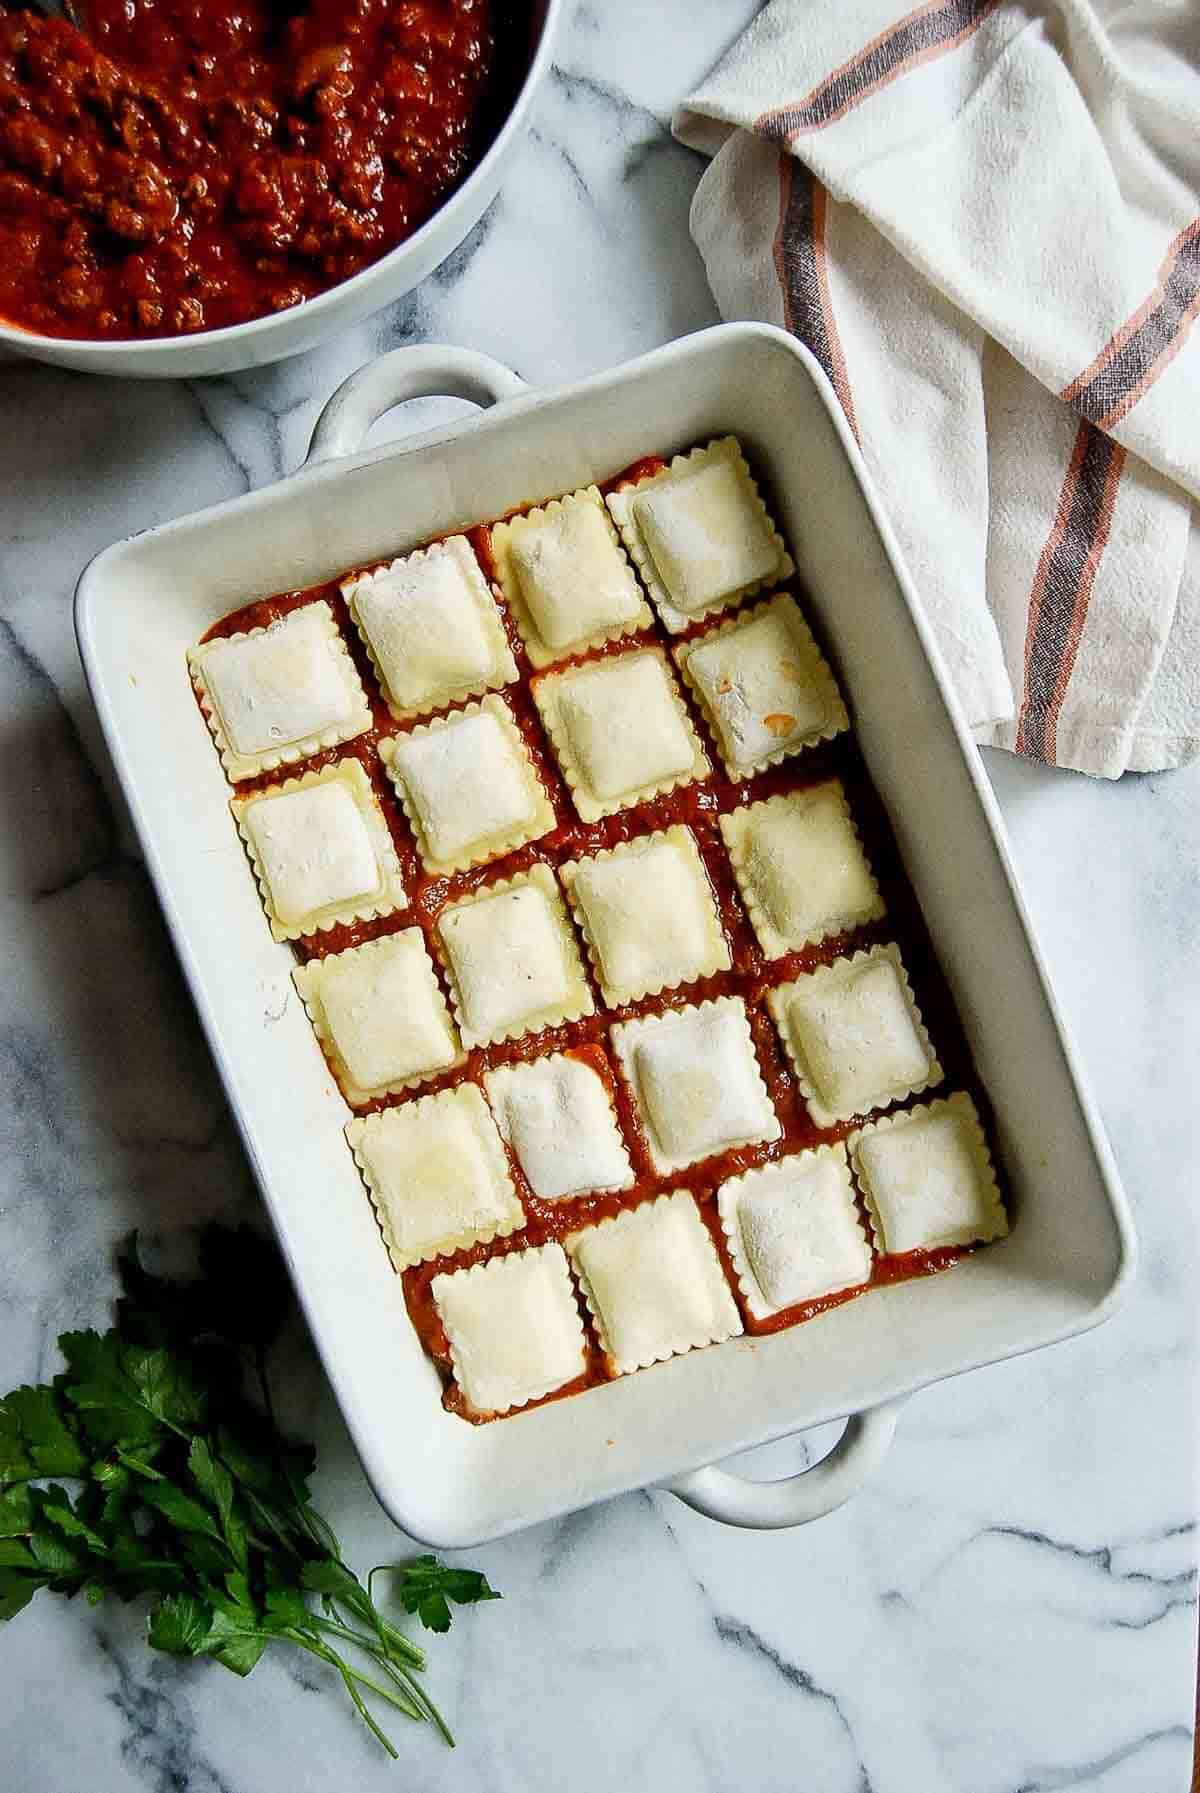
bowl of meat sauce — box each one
[0,0,555,376]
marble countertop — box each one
[1,4,1197,1789]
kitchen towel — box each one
[675,0,1200,776]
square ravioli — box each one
[533,647,710,821]
[607,437,793,632]
[720,780,884,956]
[484,1050,633,1200]
[717,1147,872,1320]
[380,695,555,875]
[433,1243,587,1415]
[232,759,407,941]
[560,825,730,1007]
[567,1190,742,1373]
[611,995,780,1175]
[293,930,463,1105]
[491,487,652,666]
[769,943,941,1127]
[190,601,371,782]
[436,864,594,1047]
[676,594,849,777]
[342,537,516,721]
[346,1083,523,1270]
[849,1093,1008,1254]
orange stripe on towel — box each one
[756,0,1001,140]
[1015,422,1125,765]
[1061,219,1200,433]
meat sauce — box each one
[200,459,1007,1422]
[0,0,523,340]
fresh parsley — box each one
[393,1555,501,1635]
[0,1227,499,1756]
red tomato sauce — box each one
[200,457,1008,1422]
[0,0,525,340]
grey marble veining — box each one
[0,3,1196,1788]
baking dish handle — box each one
[306,345,528,464]
[663,1398,904,1529]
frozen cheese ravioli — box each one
[769,944,941,1127]
[232,759,406,941]
[718,1147,872,1320]
[567,1191,742,1373]
[293,930,463,1105]
[433,1243,587,1415]
[607,436,792,633]
[380,695,554,875]
[492,486,651,666]
[190,600,371,782]
[611,996,780,1175]
[347,1084,523,1270]
[343,537,516,721]
[484,1051,633,1201]
[849,1093,1007,1254]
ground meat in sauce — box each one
[0,0,520,340]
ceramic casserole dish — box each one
[74,323,1135,1544]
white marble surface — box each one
[1,3,1197,1789]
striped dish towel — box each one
[675,0,1200,777]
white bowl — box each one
[0,1,559,380]
[75,327,1134,1543]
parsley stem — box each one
[373,1612,425,1664]
[296,1621,443,1742]
[283,1631,425,1731]
[385,1659,455,1747]
[312,1651,401,1760]
[335,1573,427,1665]
[334,1591,426,1668]
[371,1652,454,1747]
[311,1612,423,1668]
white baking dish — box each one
[75,325,1135,1545]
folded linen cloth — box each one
[675,0,1200,776]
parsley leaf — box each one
[187,1439,234,1531]
[206,1627,268,1678]
[61,1334,161,1448]
[28,1527,86,1578]
[123,1344,206,1432]
[301,1558,362,1601]
[139,1479,225,1542]
[107,1531,185,1592]
[201,1600,269,1678]
[0,1571,39,1621]
[148,1592,212,1656]
[0,1486,33,1535]
[396,1557,502,1634]
[36,1494,109,1556]
[1,1385,88,1480]
[262,1585,309,1630]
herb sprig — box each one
[0,1227,499,1756]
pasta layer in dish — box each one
[194,436,1008,1422]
